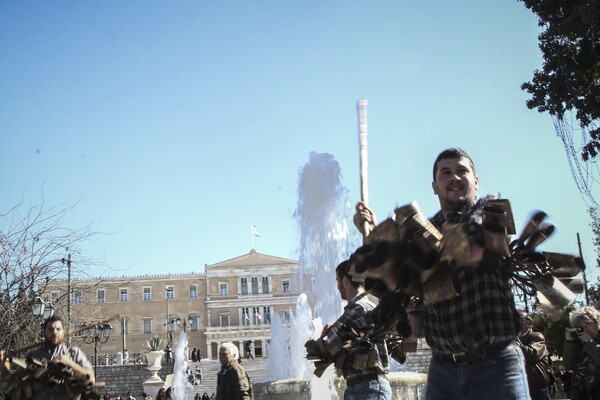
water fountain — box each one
[171,331,193,400]
[256,152,427,399]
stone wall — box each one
[404,342,432,374]
[253,372,427,400]
[95,363,174,397]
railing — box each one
[93,352,147,366]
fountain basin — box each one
[254,372,427,400]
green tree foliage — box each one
[520,0,600,160]
[531,308,573,356]
[587,207,600,308]
[591,207,600,267]
[587,277,600,309]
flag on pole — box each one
[255,311,262,320]
[251,225,260,237]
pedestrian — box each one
[563,306,600,399]
[518,311,554,399]
[354,147,529,399]
[202,392,210,400]
[164,345,172,363]
[325,260,392,399]
[195,365,203,384]
[155,388,166,400]
[244,340,254,360]
[0,314,95,400]
[215,342,252,400]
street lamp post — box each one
[81,322,113,376]
[175,317,193,333]
[31,296,55,320]
[31,296,55,336]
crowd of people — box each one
[3,147,600,400]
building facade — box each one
[45,249,312,361]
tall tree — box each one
[0,200,98,354]
[520,0,600,205]
[521,0,600,159]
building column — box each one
[207,342,212,359]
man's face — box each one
[44,320,64,348]
[218,346,235,366]
[520,312,532,335]
[336,274,347,301]
[432,157,478,214]
[574,318,600,339]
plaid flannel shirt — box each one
[423,198,521,356]
[333,292,389,381]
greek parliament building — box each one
[46,249,314,360]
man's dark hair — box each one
[519,310,533,322]
[335,260,362,288]
[42,314,65,331]
[432,147,476,181]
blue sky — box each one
[1,1,597,285]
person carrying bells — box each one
[306,260,391,400]
[354,147,529,400]
[0,314,95,400]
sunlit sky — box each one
[1,1,597,285]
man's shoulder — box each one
[232,361,248,372]
[531,331,546,341]
[354,293,375,311]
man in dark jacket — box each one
[518,311,552,400]
[215,342,252,400]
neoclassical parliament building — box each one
[46,249,313,360]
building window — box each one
[143,287,152,301]
[253,307,262,325]
[220,314,230,327]
[120,288,128,302]
[282,279,290,294]
[189,285,197,299]
[240,278,248,295]
[190,316,199,331]
[97,290,105,303]
[263,306,271,324]
[51,291,60,303]
[73,291,82,304]
[142,318,152,334]
[166,286,174,300]
[282,310,292,324]
[262,277,269,294]
[121,318,130,334]
[73,322,84,337]
[251,277,259,294]
[242,307,250,326]
[219,283,228,297]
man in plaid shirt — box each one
[354,148,530,399]
[321,260,391,400]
